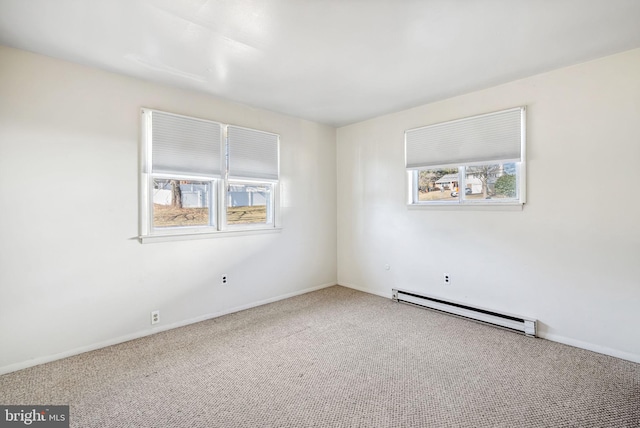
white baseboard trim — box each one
[337,282,391,299]
[0,282,336,375]
[541,333,640,364]
[339,283,640,364]
[6,282,636,374]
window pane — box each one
[416,168,459,202]
[153,179,211,228]
[464,163,518,200]
[227,182,272,225]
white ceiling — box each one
[1,0,640,127]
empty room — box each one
[1,1,639,427]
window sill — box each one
[408,202,523,211]
[138,227,282,244]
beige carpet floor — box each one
[1,286,639,427]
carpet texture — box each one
[1,286,639,427]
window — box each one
[405,107,525,205]
[227,182,274,226]
[140,109,279,241]
[225,125,279,228]
[153,179,214,228]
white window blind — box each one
[151,111,222,177]
[405,107,525,169]
[227,126,279,180]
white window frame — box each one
[146,174,219,235]
[139,109,280,243]
[224,179,277,231]
[222,124,280,232]
[405,107,526,207]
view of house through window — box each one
[416,163,518,202]
[417,168,458,201]
[466,163,517,199]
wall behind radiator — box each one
[337,48,640,362]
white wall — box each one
[2,44,638,373]
[337,49,640,362]
[0,46,337,373]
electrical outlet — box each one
[151,310,160,325]
[221,274,228,285]
[443,273,451,285]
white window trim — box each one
[223,178,278,232]
[144,174,219,237]
[138,227,282,244]
[139,109,281,242]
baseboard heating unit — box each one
[392,288,537,337]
